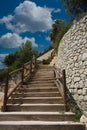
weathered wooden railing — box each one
[54,66,68,111]
[2,56,37,112]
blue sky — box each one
[0,0,70,69]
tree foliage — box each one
[4,40,38,68]
[54,21,73,51]
[50,19,73,52]
[50,20,66,43]
[4,52,18,66]
[62,0,87,17]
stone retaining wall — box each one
[56,14,87,116]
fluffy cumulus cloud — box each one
[0,33,38,48]
[53,8,61,13]
[0,1,53,33]
[46,36,50,41]
[0,62,2,65]
[0,54,8,69]
[0,61,7,69]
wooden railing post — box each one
[62,69,68,112]
[35,56,37,68]
[22,64,24,84]
[32,55,36,69]
[2,71,9,112]
[30,61,32,74]
[53,67,56,78]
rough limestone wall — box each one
[56,14,87,116]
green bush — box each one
[42,57,51,64]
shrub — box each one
[42,57,51,64]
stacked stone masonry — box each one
[56,14,87,116]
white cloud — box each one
[0,62,2,65]
[0,54,8,61]
[44,5,54,12]
[53,8,61,13]
[0,15,13,24]
[39,44,44,48]
[46,36,50,41]
[0,61,6,69]
[0,33,38,48]
[0,1,53,33]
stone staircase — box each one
[0,65,85,130]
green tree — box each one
[18,40,38,65]
[62,0,87,17]
[50,19,73,52]
[50,20,66,43]
[0,40,38,81]
[3,52,18,66]
[4,40,38,68]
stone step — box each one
[12,92,61,98]
[38,66,53,69]
[27,83,55,86]
[34,71,53,74]
[24,84,56,87]
[36,70,53,72]
[34,71,53,73]
[37,66,53,68]
[38,67,53,69]
[31,78,54,81]
[29,80,54,84]
[35,72,53,74]
[0,112,75,121]
[22,85,57,89]
[34,75,53,77]
[16,87,58,92]
[32,78,54,81]
[6,104,65,112]
[34,74,53,76]
[0,121,85,130]
[7,97,64,104]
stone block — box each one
[82,53,87,61]
[78,95,83,101]
[74,94,78,101]
[78,89,82,95]
[74,77,80,82]
[83,88,87,95]
[74,56,78,61]
[84,96,87,101]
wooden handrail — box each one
[2,56,37,112]
[7,82,22,99]
[9,68,23,75]
[54,67,68,112]
[24,61,31,66]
